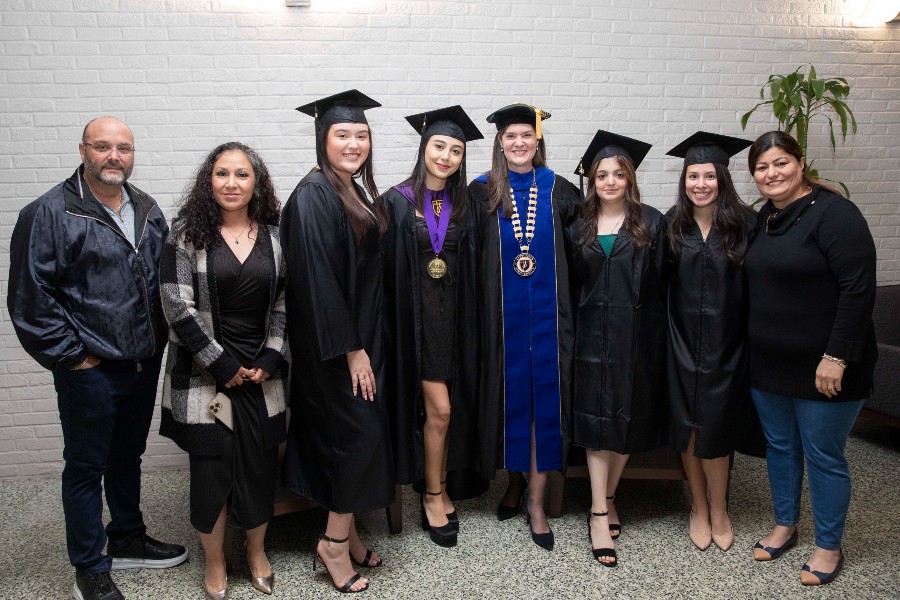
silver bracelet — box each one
[822,353,846,369]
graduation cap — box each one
[296,89,381,167]
[575,130,653,194]
[485,103,551,139]
[404,105,484,143]
[666,131,752,167]
[295,89,381,129]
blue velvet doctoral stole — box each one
[484,167,562,472]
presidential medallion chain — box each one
[509,170,538,277]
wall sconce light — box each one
[285,1,310,6]
[853,0,900,25]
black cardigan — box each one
[744,186,877,401]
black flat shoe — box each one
[521,492,554,551]
[588,511,617,567]
[421,492,457,548]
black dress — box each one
[379,188,483,492]
[666,209,755,459]
[280,170,394,514]
[565,206,668,455]
[189,238,278,533]
[417,216,458,379]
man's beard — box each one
[84,153,133,185]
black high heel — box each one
[421,491,457,547]
[350,548,382,569]
[588,511,618,567]
[441,480,460,532]
[312,533,368,594]
[607,494,621,540]
[496,502,519,521]
[521,492,554,551]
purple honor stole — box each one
[393,184,453,256]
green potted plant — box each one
[741,65,858,196]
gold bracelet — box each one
[822,353,846,369]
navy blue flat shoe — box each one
[753,529,798,561]
[801,551,844,586]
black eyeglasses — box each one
[83,142,135,155]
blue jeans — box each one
[53,355,162,575]
[751,388,863,551]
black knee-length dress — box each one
[189,240,278,532]
[416,216,458,380]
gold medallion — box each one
[427,256,447,279]
[513,252,536,277]
[432,198,443,217]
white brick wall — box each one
[1,0,898,478]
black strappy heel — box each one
[313,533,369,593]
[589,511,618,567]
[607,494,621,540]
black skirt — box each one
[189,237,278,533]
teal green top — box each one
[597,234,617,256]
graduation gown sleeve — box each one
[280,178,362,361]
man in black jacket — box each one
[7,117,187,600]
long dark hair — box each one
[316,123,383,241]
[577,153,650,247]
[487,125,548,216]
[747,130,844,198]
[395,134,468,223]
[174,141,279,251]
[669,163,749,265]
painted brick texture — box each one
[1,0,898,477]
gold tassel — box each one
[512,102,547,139]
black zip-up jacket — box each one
[7,166,169,370]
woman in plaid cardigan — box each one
[159,142,288,598]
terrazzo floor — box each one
[0,419,896,600]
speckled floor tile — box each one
[0,420,897,599]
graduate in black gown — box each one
[565,131,666,567]
[280,90,391,594]
[377,106,484,548]
[665,132,756,553]
[468,103,581,551]
[159,142,286,598]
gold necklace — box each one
[598,214,624,235]
[509,170,538,277]
[222,221,251,244]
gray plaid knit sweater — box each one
[159,221,288,456]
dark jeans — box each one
[53,354,162,576]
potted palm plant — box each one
[741,65,857,195]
